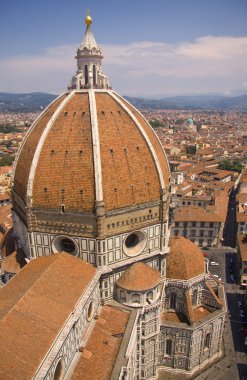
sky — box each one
[1,0,247,97]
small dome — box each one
[116,262,161,291]
[187,118,193,125]
[167,237,205,280]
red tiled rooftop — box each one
[116,262,161,291]
[71,306,130,380]
[0,253,96,379]
[167,237,205,280]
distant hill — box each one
[0,92,246,112]
[0,92,57,112]
[125,94,247,111]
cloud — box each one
[0,36,247,96]
[0,45,76,94]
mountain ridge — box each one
[0,92,246,112]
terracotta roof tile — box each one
[0,253,96,379]
[117,95,170,186]
[13,91,170,214]
[116,262,161,291]
[0,249,26,273]
[161,311,189,325]
[174,206,223,223]
[0,205,13,232]
[167,237,205,280]
[96,93,162,210]
[0,227,15,257]
[13,94,67,202]
[71,306,130,380]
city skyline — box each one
[1,0,247,97]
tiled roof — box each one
[236,193,247,202]
[13,91,170,213]
[0,166,12,175]
[0,204,12,232]
[185,289,212,323]
[116,262,161,291]
[0,249,26,273]
[0,227,15,257]
[237,212,247,223]
[0,253,96,379]
[13,95,67,202]
[167,237,205,280]
[71,306,130,380]
[174,205,223,222]
[0,193,10,201]
[161,311,189,325]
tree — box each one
[0,125,20,134]
[218,159,232,171]
[186,145,196,155]
[149,119,163,128]
[218,158,243,173]
[0,155,14,167]
[175,118,184,125]
[232,159,243,173]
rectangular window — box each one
[199,238,204,246]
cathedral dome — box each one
[11,15,170,263]
[13,16,169,216]
[167,237,205,280]
[13,91,170,213]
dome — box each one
[187,118,193,125]
[167,237,205,280]
[13,91,170,213]
[11,15,170,264]
[116,262,161,291]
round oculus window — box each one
[123,231,147,257]
[60,238,75,253]
[52,236,79,256]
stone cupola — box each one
[70,12,110,90]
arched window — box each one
[147,291,153,300]
[192,289,198,306]
[166,339,172,355]
[84,65,89,85]
[170,292,177,309]
[93,65,96,86]
[53,358,64,380]
[204,333,211,349]
[132,293,140,303]
[120,290,126,301]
